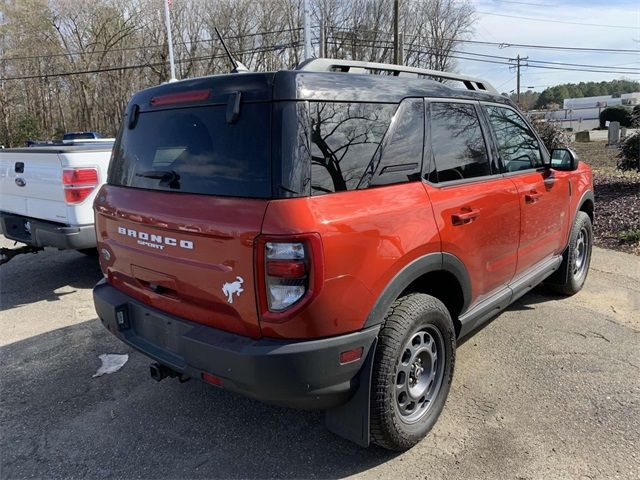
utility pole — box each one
[303,0,312,60]
[163,0,177,82]
[509,55,528,105]
[393,0,400,64]
[516,54,521,104]
[319,21,326,58]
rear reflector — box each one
[62,167,99,204]
[340,347,364,365]
[201,372,223,387]
[150,89,211,106]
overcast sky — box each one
[455,0,640,93]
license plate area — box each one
[3,215,32,241]
[130,302,190,358]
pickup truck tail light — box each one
[62,168,99,204]
[256,234,323,321]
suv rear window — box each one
[108,104,271,198]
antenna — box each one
[214,27,249,73]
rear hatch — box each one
[95,74,273,339]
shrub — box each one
[631,105,640,128]
[10,116,42,147]
[617,132,640,172]
[599,105,633,128]
[619,228,640,243]
[530,118,570,151]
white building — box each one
[530,92,640,131]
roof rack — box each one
[296,58,497,94]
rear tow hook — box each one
[0,245,43,266]
[149,362,190,383]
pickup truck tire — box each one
[370,293,455,451]
[546,211,593,296]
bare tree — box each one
[0,0,475,146]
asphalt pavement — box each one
[1,237,638,479]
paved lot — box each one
[1,237,639,479]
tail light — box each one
[63,167,99,204]
[256,234,323,321]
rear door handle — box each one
[451,208,480,226]
[525,191,543,204]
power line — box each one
[476,11,640,30]
[446,54,640,75]
[0,42,302,81]
[325,36,640,73]
[0,27,304,62]
[327,24,640,55]
[489,0,557,6]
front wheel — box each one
[370,293,455,451]
[546,211,593,296]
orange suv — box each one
[93,59,594,451]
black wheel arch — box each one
[363,252,472,332]
[577,189,594,224]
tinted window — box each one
[429,102,491,182]
[485,105,542,172]
[309,102,396,195]
[363,98,424,188]
[108,104,270,197]
[275,101,312,197]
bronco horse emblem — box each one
[222,276,244,304]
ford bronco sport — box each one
[93,59,594,451]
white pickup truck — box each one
[0,143,113,257]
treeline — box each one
[0,0,474,147]
[534,79,640,109]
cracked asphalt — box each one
[1,237,638,479]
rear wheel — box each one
[546,211,593,295]
[370,293,455,451]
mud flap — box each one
[325,338,377,447]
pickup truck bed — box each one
[0,144,112,250]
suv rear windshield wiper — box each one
[135,170,181,189]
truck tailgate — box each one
[0,147,111,225]
[0,150,67,223]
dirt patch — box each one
[572,141,640,255]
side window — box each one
[362,98,424,188]
[309,102,396,195]
[429,102,491,183]
[485,105,542,172]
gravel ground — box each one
[572,141,640,255]
[1,238,639,479]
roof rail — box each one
[296,58,497,94]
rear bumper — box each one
[0,212,96,250]
[93,280,379,410]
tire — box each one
[370,293,456,451]
[546,211,593,296]
[77,248,98,256]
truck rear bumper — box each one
[0,212,96,250]
[93,279,379,410]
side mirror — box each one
[546,148,578,171]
